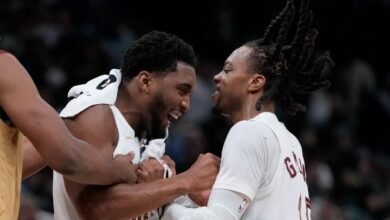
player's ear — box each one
[136,71,154,94]
[248,74,265,93]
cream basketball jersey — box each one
[52,105,142,220]
[213,112,310,220]
[53,70,166,220]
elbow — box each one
[49,158,79,176]
[48,146,83,175]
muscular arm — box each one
[78,160,220,220]
[80,177,190,219]
[78,154,219,219]
[0,52,136,185]
[60,104,219,219]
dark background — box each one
[1,0,389,219]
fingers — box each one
[136,158,165,183]
[185,152,221,192]
[112,152,138,184]
[114,151,135,163]
[138,158,162,171]
[198,153,221,169]
[202,152,220,161]
[161,155,176,175]
[127,151,135,160]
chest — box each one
[112,126,143,164]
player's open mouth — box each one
[211,89,220,103]
[167,111,182,123]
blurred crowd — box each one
[1,0,389,219]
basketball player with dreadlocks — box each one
[162,0,333,219]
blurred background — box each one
[1,0,389,219]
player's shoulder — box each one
[231,118,272,133]
[70,104,113,122]
[63,104,118,148]
[227,119,272,142]
[64,104,116,132]
[229,120,254,134]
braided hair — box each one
[246,0,333,115]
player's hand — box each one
[136,158,165,183]
[161,155,176,176]
[188,189,211,206]
[114,152,138,184]
[183,153,220,193]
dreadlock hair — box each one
[246,0,334,115]
[120,30,198,81]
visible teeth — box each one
[169,112,181,120]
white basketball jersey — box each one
[244,113,310,220]
[53,105,143,220]
[213,112,310,220]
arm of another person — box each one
[22,136,46,179]
[163,121,269,220]
[78,153,219,220]
[0,52,136,185]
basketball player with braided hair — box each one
[162,0,333,219]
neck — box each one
[115,83,146,137]
[230,98,275,124]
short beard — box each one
[150,117,166,139]
[149,94,167,139]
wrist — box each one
[115,161,138,184]
[175,171,195,194]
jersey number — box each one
[298,195,311,220]
[96,75,117,90]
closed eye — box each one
[222,61,233,74]
[223,69,232,73]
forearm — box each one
[22,136,47,179]
[0,53,134,185]
[163,204,234,220]
[10,98,81,175]
[163,189,249,220]
[20,113,132,185]
[61,141,137,185]
[11,99,133,185]
[79,175,191,219]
